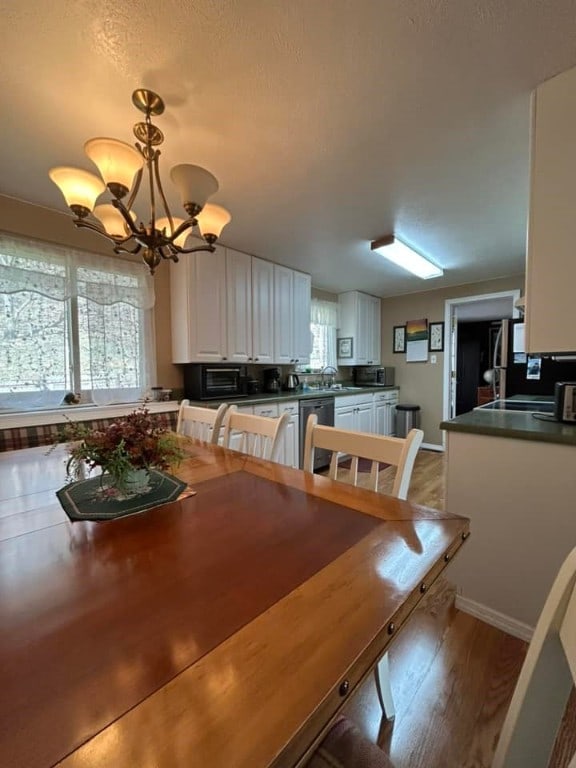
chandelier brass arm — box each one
[49,88,231,275]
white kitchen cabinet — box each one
[525,64,576,353]
[273,265,311,366]
[251,257,275,364]
[278,401,299,469]
[170,246,227,363]
[337,291,381,366]
[292,270,312,364]
[171,248,311,364]
[273,265,293,365]
[226,248,252,363]
[252,402,298,467]
[374,391,398,436]
[335,397,356,431]
[335,393,374,434]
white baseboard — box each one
[421,442,444,452]
[455,594,534,643]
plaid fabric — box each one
[0,411,178,452]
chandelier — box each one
[49,88,231,275]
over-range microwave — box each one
[184,364,247,400]
[353,366,395,387]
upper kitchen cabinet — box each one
[251,257,275,364]
[171,247,311,364]
[273,265,311,366]
[337,291,381,365]
[170,246,227,363]
[525,65,576,353]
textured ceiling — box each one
[1,0,576,296]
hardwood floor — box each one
[322,449,576,767]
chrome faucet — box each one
[320,366,338,388]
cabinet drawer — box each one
[279,401,299,416]
[253,404,279,418]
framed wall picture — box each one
[429,321,445,352]
[337,337,353,358]
[393,325,406,354]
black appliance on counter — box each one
[354,366,395,387]
[184,364,247,400]
[263,367,281,394]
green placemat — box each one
[56,470,190,521]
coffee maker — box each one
[263,367,281,394]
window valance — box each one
[0,232,155,309]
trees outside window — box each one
[0,233,155,410]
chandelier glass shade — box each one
[49,88,231,274]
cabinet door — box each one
[370,295,381,365]
[226,249,252,363]
[356,402,373,434]
[375,402,387,435]
[526,66,576,353]
[252,257,275,364]
[335,406,355,431]
[273,264,294,365]
[278,402,299,468]
[292,270,312,365]
[170,247,227,362]
[358,293,371,365]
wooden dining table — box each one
[0,438,469,768]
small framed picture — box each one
[337,337,353,358]
[393,325,406,354]
[429,321,445,352]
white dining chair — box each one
[492,545,576,768]
[307,546,576,768]
[222,410,290,462]
[303,414,424,719]
[176,400,228,445]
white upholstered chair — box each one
[176,400,228,444]
[492,545,576,768]
[222,410,290,463]
[303,415,424,719]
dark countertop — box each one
[186,386,399,408]
[441,407,576,446]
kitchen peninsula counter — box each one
[441,408,576,446]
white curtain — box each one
[310,298,338,370]
[0,232,155,410]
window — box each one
[0,232,155,410]
[309,298,338,370]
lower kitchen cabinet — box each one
[335,394,374,434]
[374,391,399,436]
[228,401,299,467]
[278,401,299,469]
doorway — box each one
[442,290,520,429]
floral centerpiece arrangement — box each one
[60,407,184,497]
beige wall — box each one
[380,275,524,445]
[0,194,181,390]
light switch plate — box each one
[430,355,437,364]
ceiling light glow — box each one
[371,236,443,279]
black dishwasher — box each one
[299,396,335,470]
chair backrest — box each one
[176,400,228,445]
[492,546,576,768]
[303,414,423,500]
[223,410,290,462]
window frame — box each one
[0,232,156,411]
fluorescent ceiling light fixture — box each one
[371,235,443,279]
